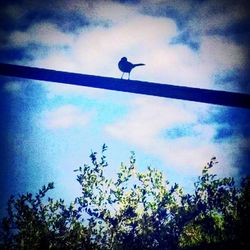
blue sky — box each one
[1,0,250,217]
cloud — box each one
[1,0,249,193]
[69,14,178,77]
[9,22,75,47]
[2,1,249,168]
[88,1,139,24]
[188,0,248,34]
[105,95,239,176]
[43,81,106,98]
[105,96,195,143]
[4,0,246,94]
[200,36,245,70]
[144,0,248,38]
[41,104,91,129]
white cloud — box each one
[9,22,75,47]
[199,36,245,70]
[35,50,78,72]
[70,14,178,77]
[2,0,247,187]
[105,95,239,176]
[188,0,247,35]
[4,0,247,173]
[105,96,195,143]
[43,82,106,98]
[42,104,91,129]
[6,0,247,94]
[89,1,138,24]
[13,8,243,94]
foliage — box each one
[0,145,249,249]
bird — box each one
[118,57,145,80]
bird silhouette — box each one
[118,57,145,80]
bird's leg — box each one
[121,72,124,79]
[128,73,130,80]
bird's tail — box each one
[133,63,145,67]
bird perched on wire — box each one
[118,57,145,80]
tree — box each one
[1,145,249,249]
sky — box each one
[0,0,250,218]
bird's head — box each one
[121,57,127,62]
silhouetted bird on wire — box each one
[118,57,145,80]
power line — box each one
[0,62,250,109]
